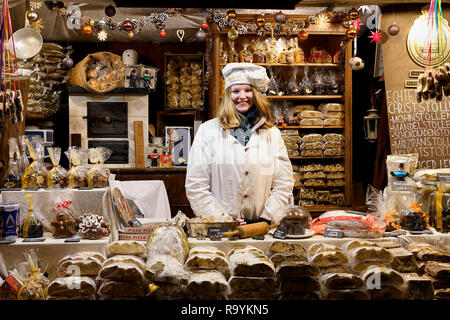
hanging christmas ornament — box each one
[227,26,238,40]
[349,56,365,71]
[98,19,106,28]
[29,1,42,10]
[176,29,185,42]
[343,19,353,28]
[30,19,44,33]
[81,24,93,35]
[97,30,108,41]
[160,29,167,38]
[256,14,266,27]
[105,5,116,17]
[89,19,95,26]
[62,56,74,69]
[298,29,309,42]
[201,21,208,30]
[316,13,330,31]
[195,28,207,42]
[128,31,134,39]
[227,9,237,20]
[122,20,134,32]
[348,8,359,20]
[275,11,287,24]
[27,10,39,22]
[388,22,400,36]
[368,29,382,43]
[346,27,357,39]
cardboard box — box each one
[0,275,22,300]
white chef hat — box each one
[222,62,270,93]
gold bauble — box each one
[343,19,353,28]
[89,19,95,26]
[346,27,357,39]
[348,8,359,20]
[227,9,237,20]
[256,14,266,27]
[128,31,134,39]
[27,11,39,22]
[298,30,309,42]
[227,27,238,40]
[81,24,93,35]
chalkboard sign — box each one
[208,227,225,241]
[22,237,46,243]
[324,227,343,238]
[273,225,287,239]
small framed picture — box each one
[165,126,191,167]
[139,65,158,90]
[124,65,140,88]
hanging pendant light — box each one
[363,107,380,143]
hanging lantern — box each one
[227,10,237,20]
[160,29,167,38]
[81,24,93,35]
[27,11,39,22]
[363,107,380,143]
[105,5,116,17]
[298,30,309,42]
[388,22,400,36]
[227,26,238,40]
[346,27,357,39]
[122,20,134,32]
[256,14,266,27]
[343,19,353,28]
[201,21,208,30]
[275,11,287,24]
[348,8,359,20]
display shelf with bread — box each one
[209,15,352,214]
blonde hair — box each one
[218,86,274,129]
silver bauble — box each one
[388,23,400,36]
[62,56,74,69]
[195,28,207,42]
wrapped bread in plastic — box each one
[388,247,417,273]
[403,274,434,300]
[148,282,185,300]
[319,264,352,274]
[323,133,344,141]
[189,246,226,258]
[319,273,364,290]
[280,129,300,136]
[269,253,307,267]
[301,149,323,157]
[99,261,145,281]
[309,244,343,256]
[185,252,231,279]
[279,277,320,292]
[102,255,146,272]
[107,241,146,256]
[299,188,315,200]
[302,171,326,179]
[361,267,404,287]
[228,246,275,277]
[348,246,393,264]
[326,179,345,187]
[368,286,405,300]
[304,179,326,187]
[97,280,145,297]
[324,163,344,172]
[300,110,324,119]
[324,148,344,156]
[269,241,307,256]
[57,256,102,277]
[276,261,320,278]
[322,288,369,300]
[351,261,390,273]
[302,133,323,143]
[324,111,344,119]
[309,251,348,267]
[326,172,345,179]
[58,251,106,266]
[300,118,324,126]
[184,270,231,299]
[318,103,344,113]
[324,140,344,149]
[146,255,190,284]
[415,245,450,262]
[424,261,450,278]
[434,288,450,300]
[299,141,323,150]
[300,163,324,172]
[48,277,97,297]
[294,104,315,113]
[324,118,344,126]
[228,276,277,292]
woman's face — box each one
[230,84,254,114]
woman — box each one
[185,63,294,224]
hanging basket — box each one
[68,51,125,94]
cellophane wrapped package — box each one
[88,147,112,188]
[17,135,30,179]
[20,194,44,238]
[3,137,20,188]
[47,147,69,188]
[21,136,48,188]
[65,146,88,188]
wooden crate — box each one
[164,53,205,111]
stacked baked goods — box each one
[323,133,345,158]
[97,241,147,300]
[145,222,190,300]
[280,129,301,157]
[300,134,323,157]
[184,246,231,300]
[319,103,345,127]
[47,251,106,300]
[227,245,277,300]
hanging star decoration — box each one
[353,18,363,31]
[316,12,330,31]
[358,6,372,15]
[30,19,44,32]
[97,30,108,41]
[368,29,382,43]
[29,1,43,10]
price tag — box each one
[324,227,343,238]
[208,227,224,241]
[438,173,450,182]
[64,236,80,243]
[0,239,16,244]
[273,225,287,240]
[391,181,416,192]
[22,237,46,243]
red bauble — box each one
[201,21,208,30]
[122,20,133,32]
[298,30,309,42]
[160,30,167,38]
[81,24,93,35]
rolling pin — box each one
[222,222,277,239]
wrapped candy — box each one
[47,147,69,189]
[3,137,20,188]
[65,147,88,188]
[20,194,44,239]
[21,136,48,189]
[286,67,300,95]
[87,147,112,188]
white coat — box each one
[185,117,294,224]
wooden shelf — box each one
[220,63,341,68]
[266,95,343,100]
[289,156,344,159]
[278,126,344,129]
[294,185,345,189]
